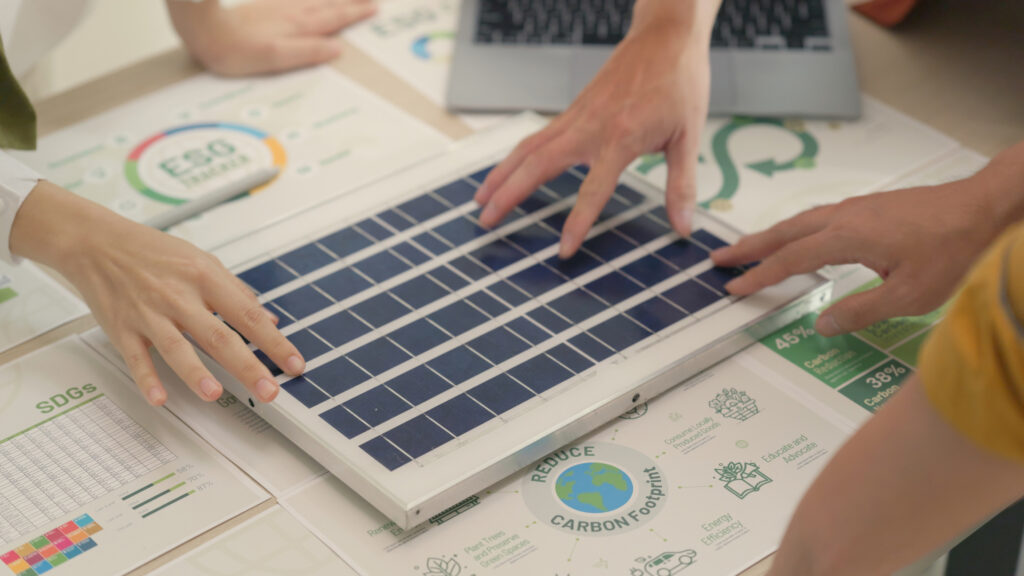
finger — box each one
[815,275,916,336]
[711,204,835,268]
[118,335,167,406]
[723,231,858,295]
[209,273,305,376]
[477,118,572,205]
[559,147,634,259]
[186,310,281,403]
[663,128,701,236]
[263,38,342,73]
[478,132,579,228]
[150,321,223,402]
[306,1,378,35]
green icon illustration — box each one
[714,462,772,499]
[620,402,649,420]
[630,549,698,576]
[708,388,759,422]
[735,440,749,449]
[421,556,463,576]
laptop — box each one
[448,0,861,118]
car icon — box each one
[644,549,697,576]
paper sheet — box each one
[0,261,87,355]
[281,351,850,576]
[0,337,267,576]
[11,66,450,252]
[149,506,359,576]
[82,327,325,497]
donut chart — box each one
[410,31,455,61]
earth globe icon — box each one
[554,462,635,514]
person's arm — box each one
[9,180,306,406]
[476,0,723,258]
[166,0,377,76]
[712,140,1024,335]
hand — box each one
[11,182,305,406]
[168,0,377,76]
[475,0,722,258]
[710,178,1004,336]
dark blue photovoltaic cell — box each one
[547,343,594,373]
[434,180,477,206]
[387,365,452,405]
[691,229,729,250]
[278,243,335,276]
[239,260,295,293]
[509,354,574,394]
[468,327,530,364]
[616,213,670,245]
[344,386,411,427]
[427,346,491,384]
[467,291,509,317]
[391,242,431,266]
[429,301,489,336]
[468,166,494,184]
[434,217,489,246]
[661,280,722,313]
[597,196,631,221]
[385,416,454,459]
[413,232,452,256]
[655,239,709,271]
[282,377,329,408]
[626,297,688,332]
[519,192,555,214]
[548,289,607,323]
[272,285,333,320]
[287,330,331,359]
[614,184,645,205]
[355,218,393,241]
[352,250,410,283]
[471,240,524,272]
[361,436,411,470]
[543,172,582,198]
[569,332,615,361]
[398,194,449,222]
[348,338,411,376]
[588,315,652,352]
[449,256,491,281]
[254,350,282,376]
[310,311,371,347]
[318,227,374,259]
[585,271,644,305]
[697,266,744,294]
[267,303,292,329]
[427,265,469,291]
[378,209,415,232]
[468,374,535,414]
[487,281,530,307]
[389,319,448,356]
[305,356,370,396]
[583,230,637,262]
[648,205,670,225]
[389,275,450,309]
[505,317,550,345]
[505,224,558,253]
[508,264,565,297]
[573,164,590,175]
[527,306,572,334]
[320,405,369,438]
[350,293,411,328]
[428,394,494,436]
[544,252,601,279]
[542,210,569,232]
[621,255,678,287]
[314,267,373,302]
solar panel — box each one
[209,117,830,529]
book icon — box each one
[714,462,772,499]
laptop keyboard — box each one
[474,0,830,50]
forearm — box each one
[768,377,1024,576]
[976,140,1024,236]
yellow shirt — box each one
[920,222,1024,462]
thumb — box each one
[663,130,700,237]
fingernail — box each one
[816,314,841,337]
[558,231,578,260]
[286,354,305,374]
[673,208,694,236]
[147,387,165,406]
[256,378,278,402]
[479,202,497,227]
[265,308,279,324]
[199,377,220,399]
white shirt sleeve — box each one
[0,150,41,264]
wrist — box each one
[630,0,721,47]
[972,141,1024,237]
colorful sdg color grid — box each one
[1,515,101,575]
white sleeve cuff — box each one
[0,151,42,264]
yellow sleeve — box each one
[920,222,1024,463]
